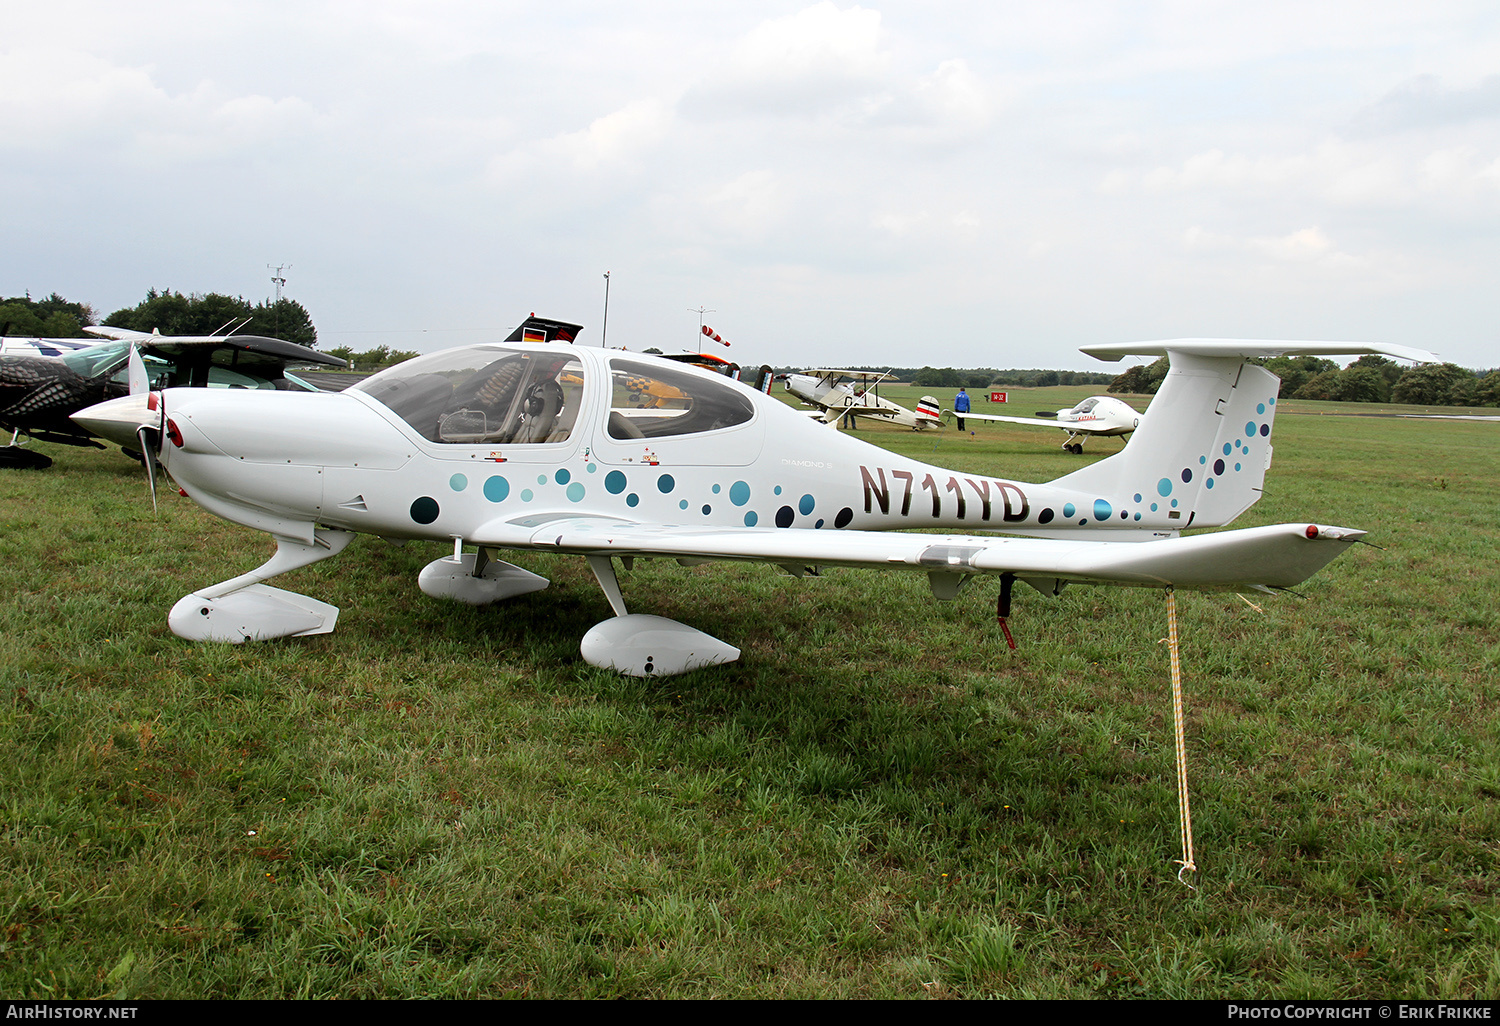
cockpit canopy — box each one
[60,339,320,391]
[351,345,756,446]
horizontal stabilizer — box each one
[1081,338,1438,363]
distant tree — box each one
[246,298,318,348]
[1292,370,1339,401]
[1350,354,1403,393]
[1262,356,1337,396]
[1108,357,1169,395]
[1391,363,1478,406]
[104,289,318,347]
[0,292,94,336]
[1474,371,1500,407]
[1331,366,1391,404]
[352,346,392,369]
[911,366,965,388]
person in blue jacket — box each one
[954,387,970,430]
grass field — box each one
[1,393,1497,999]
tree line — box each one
[1107,354,1500,407]
[839,366,1118,388]
[0,293,96,338]
[1,289,318,350]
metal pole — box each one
[601,272,611,347]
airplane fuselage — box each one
[143,343,1263,549]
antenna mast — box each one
[688,306,715,350]
[267,264,292,338]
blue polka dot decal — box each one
[799,494,815,515]
[657,474,675,493]
[730,481,751,506]
[605,471,626,494]
[484,476,510,502]
[449,474,467,492]
[410,497,439,524]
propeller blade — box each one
[127,344,149,395]
[137,424,160,514]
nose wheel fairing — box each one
[168,529,355,642]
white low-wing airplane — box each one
[952,395,1142,453]
[783,369,943,430]
[75,335,1431,676]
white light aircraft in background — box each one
[783,368,942,430]
[76,334,1431,677]
[952,394,1143,453]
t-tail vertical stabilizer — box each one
[1048,340,1437,531]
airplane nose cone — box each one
[71,393,157,448]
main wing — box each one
[947,410,1085,430]
[803,369,894,385]
[473,515,1364,593]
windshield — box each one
[60,341,131,378]
[352,345,585,444]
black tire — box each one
[0,447,53,470]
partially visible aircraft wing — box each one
[803,369,894,384]
[472,515,1364,593]
[83,326,152,342]
[0,337,94,357]
[946,411,1077,429]
[1082,339,1438,363]
[82,326,347,366]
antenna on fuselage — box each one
[602,271,611,348]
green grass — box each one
[1,401,1498,998]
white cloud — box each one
[1133,138,1500,210]
[733,2,888,83]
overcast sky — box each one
[3,1,1498,370]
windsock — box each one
[701,325,730,347]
